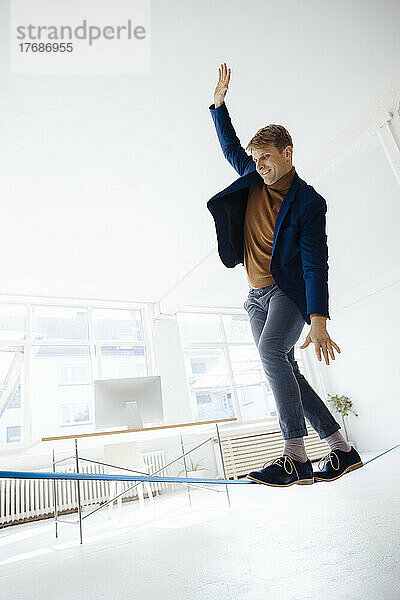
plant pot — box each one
[187,469,208,479]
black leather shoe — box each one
[247,455,314,487]
[313,446,363,482]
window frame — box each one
[59,402,92,427]
[6,425,21,444]
[178,308,312,425]
[0,298,155,453]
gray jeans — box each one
[244,283,340,440]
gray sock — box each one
[283,436,308,463]
[324,430,351,452]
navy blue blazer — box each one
[207,102,330,326]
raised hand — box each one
[214,62,231,108]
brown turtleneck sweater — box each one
[244,165,296,288]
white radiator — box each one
[0,450,167,528]
[215,426,330,479]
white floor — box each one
[0,449,399,600]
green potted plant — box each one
[327,393,359,446]
[178,458,209,479]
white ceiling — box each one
[0,0,399,304]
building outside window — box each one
[59,364,91,386]
[184,347,234,421]
[92,309,144,341]
[30,345,93,437]
[32,306,89,341]
[0,303,152,448]
[0,348,24,446]
[60,403,91,426]
[7,425,21,444]
[7,385,21,409]
[92,309,147,380]
[97,346,146,379]
[0,305,26,341]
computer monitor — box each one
[94,376,164,431]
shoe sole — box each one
[313,460,364,482]
[246,476,314,487]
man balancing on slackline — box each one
[207,63,363,487]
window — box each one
[93,309,144,341]
[183,347,234,421]
[197,393,212,404]
[0,305,26,341]
[7,426,21,444]
[60,404,91,426]
[0,302,152,448]
[31,346,92,433]
[59,364,90,385]
[178,313,223,343]
[98,346,146,379]
[32,306,89,341]
[178,311,309,423]
[191,360,207,375]
[0,351,23,444]
[222,314,253,343]
[7,385,21,409]
[227,345,277,420]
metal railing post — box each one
[215,423,230,508]
[52,449,58,538]
[74,438,83,544]
[180,434,191,508]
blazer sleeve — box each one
[209,102,256,177]
[299,195,330,321]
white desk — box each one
[24,418,237,455]
[23,418,237,544]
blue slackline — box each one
[361,442,400,466]
[0,470,254,485]
[0,443,398,485]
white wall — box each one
[153,316,192,425]
[1,0,399,461]
[167,109,400,454]
[1,0,399,302]
[315,132,400,452]
[2,130,398,471]
[321,284,400,453]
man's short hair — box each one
[246,124,293,155]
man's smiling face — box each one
[251,144,293,185]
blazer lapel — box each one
[208,168,303,264]
[271,172,301,256]
[208,168,261,203]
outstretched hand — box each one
[214,62,231,108]
[300,319,341,365]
